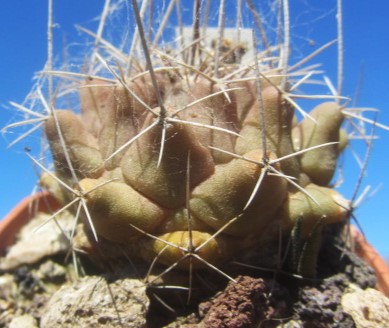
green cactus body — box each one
[27,1,368,277]
[293,102,344,185]
[79,178,169,242]
[45,110,104,181]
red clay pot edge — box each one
[350,225,389,297]
[0,191,60,256]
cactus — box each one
[4,0,388,285]
[41,44,349,272]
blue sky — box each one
[1,1,388,258]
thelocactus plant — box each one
[39,2,351,276]
[43,68,349,273]
[4,0,386,281]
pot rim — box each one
[0,191,60,256]
[350,225,389,297]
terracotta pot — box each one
[1,195,388,298]
[0,191,60,256]
[350,225,389,297]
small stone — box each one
[37,260,66,283]
[198,275,290,328]
[342,286,389,328]
[40,275,149,328]
[0,274,14,299]
[0,211,74,271]
[276,320,303,328]
[294,273,356,327]
[9,314,38,328]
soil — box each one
[0,211,387,328]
